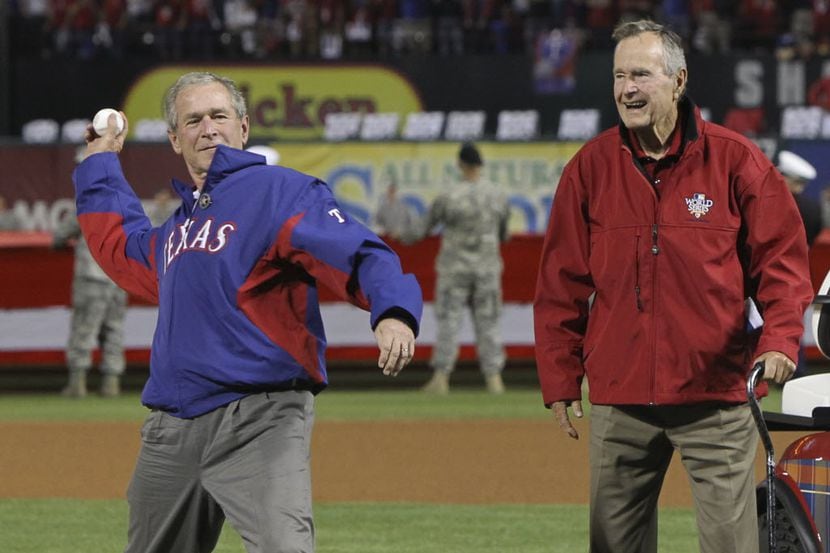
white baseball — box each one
[92,108,125,136]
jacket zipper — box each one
[651,224,659,255]
[635,234,643,311]
[626,142,664,405]
[650,222,659,405]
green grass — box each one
[0,384,787,552]
[0,390,550,422]
[315,389,551,421]
[0,393,149,421]
[0,386,784,422]
[0,499,700,553]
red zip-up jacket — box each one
[534,100,813,407]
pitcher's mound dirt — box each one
[0,420,809,506]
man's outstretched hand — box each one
[374,318,415,377]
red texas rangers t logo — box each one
[164,217,237,272]
[685,193,714,219]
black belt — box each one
[269,378,317,393]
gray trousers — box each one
[125,391,315,553]
[589,403,759,553]
[431,270,505,375]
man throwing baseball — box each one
[76,71,422,553]
[534,20,812,553]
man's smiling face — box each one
[168,81,249,184]
[613,32,684,133]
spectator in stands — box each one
[344,0,375,56]
[222,0,259,57]
[522,0,552,54]
[121,0,155,56]
[774,31,799,60]
[127,0,155,28]
[533,27,581,93]
[0,194,23,231]
[16,0,830,61]
[369,0,397,55]
[790,2,814,43]
[181,0,220,58]
[393,0,432,54]
[584,0,617,49]
[99,0,128,59]
[489,0,524,54]
[775,29,817,60]
[319,0,346,58]
[405,142,510,395]
[459,0,480,52]
[431,0,464,55]
[813,0,830,39]
[13,0,51,58]
[737,0,780,51]
[153,0,186,59]
[284,0,317,57]
[52,149,127,398]
[550,0,585,30]
[46,0,100,59]
[660,0,692,46]
[254,0,285,57]
[691,0,736,53]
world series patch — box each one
[685,193,713,219]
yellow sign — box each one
[268,142,581,234]
[121,65,423,140]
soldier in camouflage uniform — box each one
[0,194,22,230]
[374,182,413,237]
[408,142,510,394]
[53,214,127,397]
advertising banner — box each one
[271,141,580,234]
[122,65,424,141]
[0,141,580,234]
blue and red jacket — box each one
[73,145,423,418]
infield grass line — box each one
[0,387,784,422]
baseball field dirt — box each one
[0,420,809,506]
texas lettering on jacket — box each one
[164,217,236,272]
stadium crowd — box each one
[7,0,830,62]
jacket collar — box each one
[619,95,701,158]
[170,145,266,204]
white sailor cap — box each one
[246,145,280,166]
[778,150,817,181]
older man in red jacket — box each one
[534,19,813,553]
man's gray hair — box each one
[163,72,248,132]
[612,20,687,78]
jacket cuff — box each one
[755,336,800,364]
[373,307,419,335]
[537,351,583,406]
